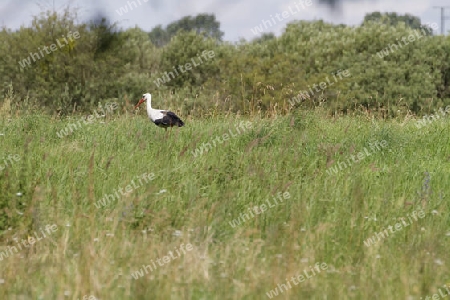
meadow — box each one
[1,5,450,299]
[1,103,449,299]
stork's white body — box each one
[146,102,165,123]
[136,93,184,129]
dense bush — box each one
[0,8,449,117]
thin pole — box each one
[433,6,450,35]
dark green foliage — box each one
[89,17,122,60]
[0,8,449,117]
[149,13,224,47]
[148,25,169,47]
[157,31,219,89]
[363,12,434,35]
[252,33,276,44]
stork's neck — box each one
[146,96,153,117]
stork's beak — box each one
[134,98,145,109]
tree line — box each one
[0,9,448,117]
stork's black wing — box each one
[161,111,184,127]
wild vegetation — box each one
[1,101,450,299]
[1,7,450,300]
[0,9,449,117]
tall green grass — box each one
[0,107,449,299]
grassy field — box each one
[0,106,449,300]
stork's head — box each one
[135,93,151,109]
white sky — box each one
[0,0,448,40]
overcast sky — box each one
[0,0,448,40]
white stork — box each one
[134,93,184,131]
